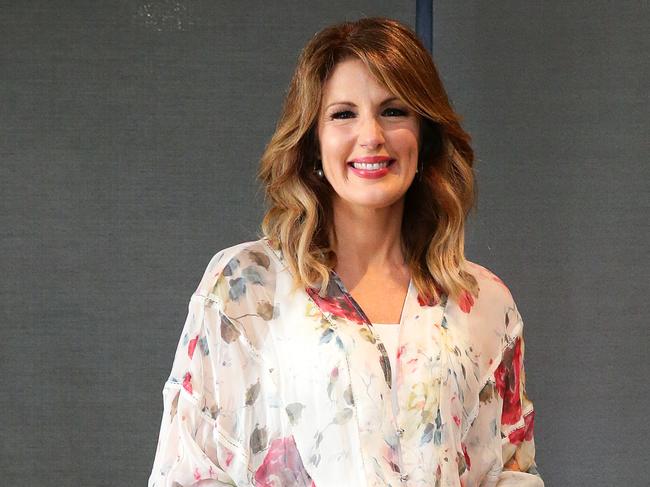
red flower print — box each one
[417,292,438,307]
[524,409,535,441]
[188,335,198,359]
[495,337,523,426]
[306,280,366,325]
[508,410,535,445]
[182,372,193,394]
[417,281,445,307]
[458,290,475,313]
[254,436,315,487]
[462,443,471,470]
[490,273,510,294]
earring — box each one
[314,159,324,178]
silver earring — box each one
[314,159,324,178]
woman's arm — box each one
[496,321,544,486]
[148,294,243,487]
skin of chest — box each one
[335,268,411,324]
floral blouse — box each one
[148,238,544,487]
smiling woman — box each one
[257,18,477,309]
[318,57,420,212]
[148,17,544,487]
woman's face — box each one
[317,57,420,211]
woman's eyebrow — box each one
[324,96,400,110]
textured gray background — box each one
[1,1,648,486]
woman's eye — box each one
[330,110,354,120]
[329,107,408,120]
[383,107,407,117]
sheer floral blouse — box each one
[148,238,544,487]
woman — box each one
[148,17,544,487]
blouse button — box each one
[400,473,409,482]
[396,427,405,437]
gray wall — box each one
[1,1,647,485]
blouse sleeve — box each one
[495,315,545,487]
[148,293,245,487]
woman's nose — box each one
[358,116,385,149]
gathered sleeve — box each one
[148,293,248,487]
[495,311,545,487]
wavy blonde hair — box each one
[257,17,478,302]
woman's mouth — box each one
[348,160,394,170]
[347,159,395,179]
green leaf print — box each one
[433,408,443,446]
[358,326,376,344]
[333,407,353,425]
[320,328,335,344]
[242,266,264,285]
[256,300,275,320]
[421,422,434,445]
[343,384,355,406]
[250,424,268,454]
[285,402,305,425]
[245,379,261,406]
[248,250,270,269]
[220,313,240,343]
[327,367,339,399]
[198,336,209,356]
[223,257,240,277]
[457,450,467,476]
[228,277,246,301]
[479,380,497,404]
[379,353,391,387]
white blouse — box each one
[148,238,544,486]
[372,323,400,365]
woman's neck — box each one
[330,197,406,276]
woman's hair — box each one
[257,16,479,302]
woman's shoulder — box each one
[462,258,518,307]
[193,237,283,300]
[460,259,527,340]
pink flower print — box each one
[188,335,198,359]
[225,450,234,467]
[182,372,193,394]
[254,436,315,487]
[458,290,475,313]
[495,337,523,426]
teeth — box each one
[352,161,390,170]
